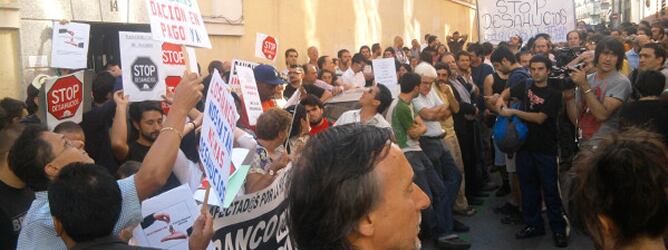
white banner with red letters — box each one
[145,0,211,48]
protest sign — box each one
[119,31,165,102]
[145,0,211,48]
[199,69,239,206]
[132,185,213,250]
[160,42,198,113]
[44,71,84,130]
[477,0,576,44]
[229,59,259,93]
[236,67,263,126]
[207,165,294,250]
[255,33,278,61]
[372,58,400,97]
[50,22,90,69]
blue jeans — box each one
[404,151,453,236]
[516,150,566,233]
[419,138,462,231]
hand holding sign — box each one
[171,71,205,114]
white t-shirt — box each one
[341,68,366,88]
[412,91,446,137]
[335,109,392,129]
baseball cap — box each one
[253,64,285,85]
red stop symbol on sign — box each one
[262,36,277,60]
[161,75,182,114]
[47,75,82,120]
[162,42,185,65]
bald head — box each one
[394,36,404,48]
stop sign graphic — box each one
[47,75,82,120]
[131,57,159,91]
[262,36,277,60]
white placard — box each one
[44,71,85,130]
[236,67,263,126]
[50,22,90,69]
[477,0,576,44]
[198,69,239,206]
[254,33,278,61]
[132,185,213,250]
[119,31,165,102]
[145,0,212,48]
[372,58,399,97]
[229,59,259,93]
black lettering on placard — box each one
[131,57,159,91]
[480,0,570,42]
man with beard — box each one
[301,95,332,135]
[111,99,188,195]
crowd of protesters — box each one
[1,18,668,250]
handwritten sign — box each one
[229,59,259,93]
[199,69,239,206]
[50,22,90,69]
[372,58,400,97]
[477,0,575,44]
[207,165,294,250]
[44,71,85,130]
[255,33,278,61]
[236,67,263,126]
[132,185,213,250]
[145,0,212,48]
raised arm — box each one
[134,72,205,201]
[110,91,130,161]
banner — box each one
[132,185,213,250]
[371,58,399,98]
[199,69,239,206]
[145,0,212,48]
[208,165,294,250]
[119,31,165,102]
[477,0,576,44]
[50,22,90,69]
[44,71,85,130]
[236,67,263,126]
[255,33,278,61]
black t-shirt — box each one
[619,100,668,146]
[511,82,561,154]
[127,141,181,197]
[0,180,34,250]
[284,83,326,100]
[82,100,118,174]
[492,72,507,94]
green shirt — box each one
[387,98,421,152]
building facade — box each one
[0,0,478,99]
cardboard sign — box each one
[132,185,213,250]
[145,0,211,48]
[236,67,263,126]
[50,22,90,69]
[477,0,576,44]
[372,58,400,98]
[255,33,278,61]
[199,69,239,206]
[44,71,85,130]
[207,165,293,250]
[119,31,165,102]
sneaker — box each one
[493,202,519,215]
[553,232,568,248]
[500,214,523,225]
[453,219,470,233]
[453,207,477,217]
[515,225,546,239]
[435,235,471,250]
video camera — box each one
[548,62,585,90]
[554,47,587,67]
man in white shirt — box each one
[340,53,368,89]
[336,84,393,128]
